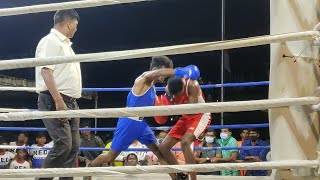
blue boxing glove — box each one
[174,65,200,80]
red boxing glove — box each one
[154,95,173,124]
[156,94,173,106]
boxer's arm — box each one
[132,68,174,96]
[187,80,201,104]
[143,68,175,83]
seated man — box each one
[158,75,211,180]
[195,130,221,175]
[78,123,105,167]
[238,129,268,176]
[214,128,239,176]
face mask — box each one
[220,132,229,140]
[250,136,258,142]
[205,137,214,144]
[197,137,204,142]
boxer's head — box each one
[166,77,184,98]
[150,56,173,83]
[150,56,173,70]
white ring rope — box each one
[0,0,149,17]
[0,159,318,178]
[0,87,36,92]
[0,97,318,121]
[0,31,317,71]
[0,108,33,113]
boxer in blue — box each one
[89,56,200,179]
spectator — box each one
[238,129,268,176]
[0,138,14,169]
[29,132,51,168]
[145,151,159,165]
[78,123,105,167]
[193,131,206,161]
[157,130,168,143]
[214,128,239,176]
[195,130,221,175]
[103,140,151,166]
[122,140,151,165]
[193,131,205,148]
[9,132,27,154]
[206,94,214,102]
[125,153,139,166]
[146,130,168,165]
[238,129,249,176]
[10,149,31,169]
[238,129,249,147]
[172,142,185,165]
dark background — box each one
[0,0,270,142]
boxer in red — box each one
[157,77,211,180]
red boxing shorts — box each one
[168,113,211,139]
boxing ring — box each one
[0,0,319,179]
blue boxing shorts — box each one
[110,117,157,152]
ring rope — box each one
[0,0,148,17]
[0,97,317,121]
[0,31,317,71]
[0,159,318,178]
[0,123,269,131]
[0,108,34,113]
[0,145,271,152]
[0,81,269,92]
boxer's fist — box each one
[174,65,200,80]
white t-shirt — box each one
[29,144,51,157]
[46,141,54,147]
[0,151,15,168]
[29,144,51,168]
[9,160,30,169]
[35,28,82,98]
[122,142,147,161]
[8,142,26,155]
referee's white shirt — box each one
[35,29,82,98]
